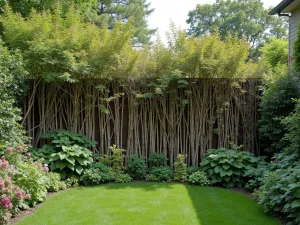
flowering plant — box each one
[0,159,29,225]
[13,161,49,206]
[3,146,28,167]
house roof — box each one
[269,0,295,15]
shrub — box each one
[146,167,172,182]
[127,154,147,179]
[49,145,93,179]
[201,149,264,188]
[80,169,104,186]
[64,176,79,188]
[58,181,67,190]
[257,166,300,225]
[259,75,299,157]
[245,164,270,191]
[40,130,97,149]
[0,40,27,146]
[187,166,200,176]
[13,162,48,206]
[174,154,187,182]
[111,172,132,183]
[45,172,64,192]
[149,152,167,168]
[2,145,27,167]
[97,145,131,183]
[0,176,28,225]
[32,130,95,178]
[0,159,29,224]
[270,151,299,171]
[188,171,210,186]
[282,99,300,156]
[80,162,112,186]
[29,147,56,164]
[109,145,126,174]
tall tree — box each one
[0,0,95,16]
[87,0,155,46]
[186,0,288,59]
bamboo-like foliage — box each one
[2,5,263,165]
[23,79,260,166]
[1,6,264,82]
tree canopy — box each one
[87,0,156,46]
[260,38,288,69]
[0,0,155,46]
[186,0,288,59]
[0,6,264,82]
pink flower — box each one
[16,191,24,200]
[0,180,4,190]
[43,166,49,172]
[25,152,31,157]
[0,196,12,209]
[25,194,31,199]
[6,147,13,153]
[1,160,9,169]
[16,146,23,151]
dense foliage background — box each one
[0,41,27,145]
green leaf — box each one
[75,166,83,175]
[65,157,76,165]
[220,170,227,177]
[214,166,223,173]
[291,200,300,208]
[222,164,230,170]
[58,152,67,160]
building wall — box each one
[289,6,300,58]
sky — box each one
[147,0,282,42]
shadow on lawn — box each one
[77,182,174,192]
[185,185,281,225]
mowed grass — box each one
[17,183,280,225]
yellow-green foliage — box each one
[1,6,264,82]
[1,5,137,81]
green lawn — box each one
[17,183,280,225]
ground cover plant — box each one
[16,183,280,225]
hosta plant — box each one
[40,130,97,149]
[31,130,96,178]
[49,145,93,179]
[201,149,264,188]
